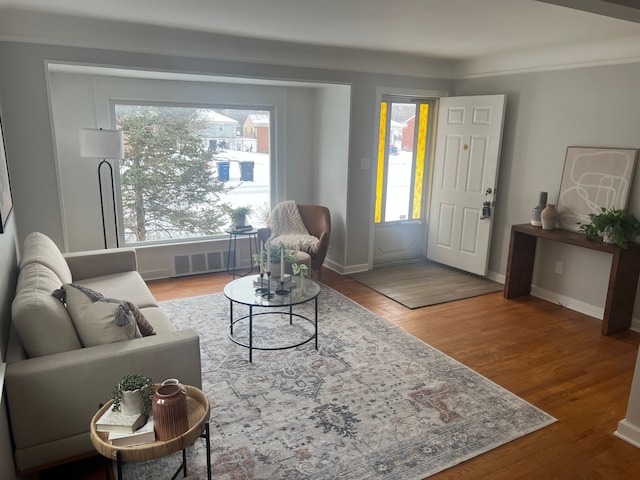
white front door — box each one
[427,95,506,276]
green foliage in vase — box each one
[578,207,640,248]
[291,263,309,278]
[229,206,251,226]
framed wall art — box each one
[0,116,13,233]
[556,146,638,232]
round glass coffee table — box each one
[223,275,321,362]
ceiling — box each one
[1,0,640,74]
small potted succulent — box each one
[578,207,640,248]
[112,374,154,417]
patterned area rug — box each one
[123,287,555,479]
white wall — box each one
[455,62,640,323]
[314,85,351,269]
[0,39,450,274]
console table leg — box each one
[602,248,640,335]
[504,229,537,298]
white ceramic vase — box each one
[120,389,142,415]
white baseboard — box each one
[614,419,640,448]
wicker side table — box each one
[90,384,211,480]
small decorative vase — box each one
[540,204,558,230]
[152,383,188,441]
[120,389,142,416]
[531,191,548,227]
[602,227,615,244]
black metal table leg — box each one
[117,451,123,480]
[205,422,212,480]
[249,305,253,363]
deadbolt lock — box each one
[463,144,469,151]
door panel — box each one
[427,95,506,276]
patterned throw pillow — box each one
[52,284,142,347]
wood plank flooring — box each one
[35,268,640,479]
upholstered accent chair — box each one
[257,201,331,279]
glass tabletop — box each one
[223,274,320,307]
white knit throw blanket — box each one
[268,201,319,255]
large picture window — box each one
[115,104,271,244]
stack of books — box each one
[95,408,156,446]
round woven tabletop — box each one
[90,384,210,463]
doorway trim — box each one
[368,86,449,270]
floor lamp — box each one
[79,128,124,249]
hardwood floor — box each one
[36,268,640,479]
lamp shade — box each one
[79,128,124,159]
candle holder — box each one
[275,276,290,295]
[261,271,275,299]
[255,272,269,294]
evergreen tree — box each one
[116,105,230,242]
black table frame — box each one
[224,277,320,362]
[225,228,258,278]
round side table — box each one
[90,384,211,480]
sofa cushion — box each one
[12,263,82,358]
[55,283,142,347]
[20,232,73,284]
[78,271,159,308]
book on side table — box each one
[95,408,147,434]
[109,416,156,446]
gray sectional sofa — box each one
[5,232,202,474]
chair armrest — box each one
[64,248,138,280]
[5,330,201,449]
[257,227,271,246]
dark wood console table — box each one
[504,224,640,336]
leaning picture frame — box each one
[556,146,638,232]
[0,115,13,233]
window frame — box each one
[374,95,436,225]
[111,100,275,247]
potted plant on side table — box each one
[229,206,251,229]
[112,373,154,417]
[578,207,640,248]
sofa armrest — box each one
[64,248,138,281]
[5,330,201,450]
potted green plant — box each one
[252,242,298,276]
[229,206,251,228]
[112,374,154,417]
[578,207,640,248]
